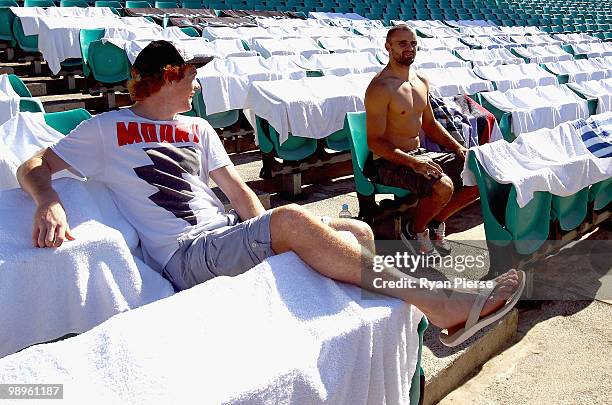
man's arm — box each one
[419,76,468,159]
[17,148,75,248]
[210,165,265,220]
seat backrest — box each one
[44,109,92,135]
[94,0,122,15]
[345,111,375,196]
[155,1,177,8]
[12,17,39,52]
[24,0,56,6]
[466,152,513,244]
[125,0,152,8]
[505,187,552,255]
[88,40,131,84]
[0,0,18,7]
[8,74,32,97]
[179,26,200,37]
[60,0,88,6]
[79,28,105,77]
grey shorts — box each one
[163,211,275,291]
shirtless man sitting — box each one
[365,25,479,256]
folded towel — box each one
[0,112,85,190]
[0,250,424,405]
[0,74,20,127]
[0,178,174,358]
[462,112,612,207]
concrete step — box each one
[40,92,132,113]
[21,76,88,96]
[422,311,519,405]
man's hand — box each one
[454,146,468,160]
[32,200,75,248]
[409,155,444,180]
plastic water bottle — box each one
[338,203,352,218]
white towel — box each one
[245,73,375,143]
[0,112,83,190]
[419,67,494,97]
[0,74,19,127]
[567,78,612,114]
[0,251,424,405]
[0,178,175,359]
[481,85,589,136]
[473,63,558,92]
[462,112,612,207]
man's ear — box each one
[384,42,391,53]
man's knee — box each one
[431,175,454,203]
[350,219,374,241]
[271,204,313,235]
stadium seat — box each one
[344,112,410,204]
[0,5,16,46]
[43,109,92,135]
[12,18,38,53]
[94,1,123,15]
[255,116,318,162]
[125,1,152,8]
[466,151,513,247]
[24,0,56,6]
[87,40,131,84]
[155,1,178,7]
[551,188,589,231]
[60,0,88,6]
[590,179,612,211]
[191,91,240,129]
[7,74,45,112]
[7,74,32,97]
[179,27,200,37]
[0,0,18,7]
[505,187,552,255]
[324,127,351,152]
[79,28,104,78]
[181,1,203,7]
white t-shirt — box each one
[51,109,232,270]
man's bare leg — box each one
[434,185,479,223]
[411,176,453,233]
[326,217,375,254]
[269,204,520,330]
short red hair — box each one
[128,64,195,101]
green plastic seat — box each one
[590,179,612,211]
[179,26,200,37]
[125,0,152,8]
[43,109,92,135]
[551,188,589,231]
[19,98,45,113]
[467,151,513,247]
[155,1,178,7]
[60,0,88,6]
[255,116,317,161]
[191,91,240,129]
[79,28,105,78]
[0,0,18,7]
[24,0,56,6]
[0,7,16,45]
[87,40,131,84]
[505,187,552,255]
[181,1,202,8]
[324,127,350,152]
[12,18,39,53]
[344,112,409,198]
[7,74,32,97]
[94,1,122,15]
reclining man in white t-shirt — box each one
[17,40,524,347]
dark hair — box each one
[127,64,195,101]
[386,24,416,43]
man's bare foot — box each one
[424,270,521,331]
